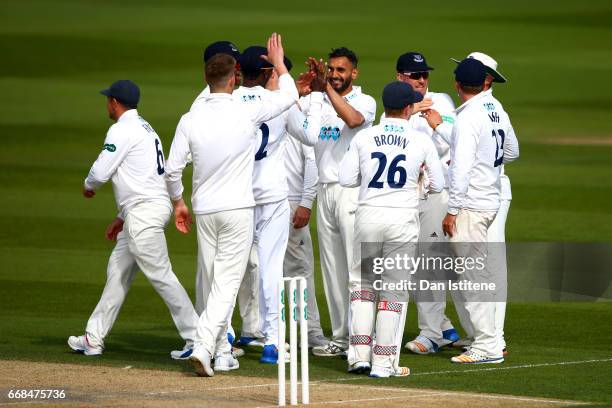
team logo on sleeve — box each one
[319,126,341,141]
[103,143,116,152]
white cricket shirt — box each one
[299,86,376,184]
[84,109,170,218]
[447,90,519,215]
[284,135,318,209]
[165,74,298,214]
[339,117,444,209]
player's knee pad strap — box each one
[373,344,398,355]
[351,290,376,302]
[350,335,372,346]
[377,301,403,313]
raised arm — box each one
[325,84,364,129]
[249,33,298,124]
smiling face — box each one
[328,56,357,95]
[396,71,429,96]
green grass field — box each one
[1,0,611,405]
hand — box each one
[293,206,311,229]
[421,109,443,130]
[105,217,124,241]
[296,71,314,96]
[83,188,95,198]
[173,198,193,234]
[413,98,433,114]
[442,213,457,238]
[309,58,328,93]
[262,33,287,75]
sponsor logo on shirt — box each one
[319,126,341,141]
[103,143,116,152]
[483,102,495,111]
[241,94,262,102]
[442,115,455,124]
[383,124,404,133]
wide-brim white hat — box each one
[451,52,507,83]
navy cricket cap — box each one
[203,41,240,63]
[396,52,434,73]
[382,81,424,109]
[100,80,140,107]
[240,45,293,75]
[454,58,486,86]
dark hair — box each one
[458,83,483,95]
[205,54,236,89]
[117,99,137,109]
[329,47,358,67]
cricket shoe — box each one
[170,343,193,360]
[312,342,347,357]
[214,352,240,372]
[405,335,439,355]
[259,345,290,364]
[189,348,214,377]
[236,336,266,347]
[438,328,460,347]
[348,361,371,374]
[67,335,103,356]
[308,334,330,348]
[369,365,410,378]
[451,350,504,364]
[232,346,245,358]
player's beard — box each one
[329,76,352,94]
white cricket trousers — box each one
[488,198,510,351]
[348,206,419,369]
[256,199,290,347]
[283,200,325,340]
[194,208,254,357]
[450,209,501,358]
[228,244,263,339]
[85,201,198,348]
[317,183,358,349]
[414,190,455,346]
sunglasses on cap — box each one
[402,71,429,80]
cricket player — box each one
[68,80,199,357]
[283,134,328,347]
[389,52,462,355]
[339,81,444,377]
[230,47,326,363]
[450,52,512,355]
[298,47,377,357]
[164,33,298,376]
[442,59,519,364]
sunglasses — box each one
[403,71,430,80]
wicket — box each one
[278,277,309,406]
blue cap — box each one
[382,81,424,109]
[454,58,486,86]
[396,52,434,73]
[203,41,240,63]
[240,45,293,75]
[100,80,140,107]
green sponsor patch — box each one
[103,143,116,152]
[442,115,455,124]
